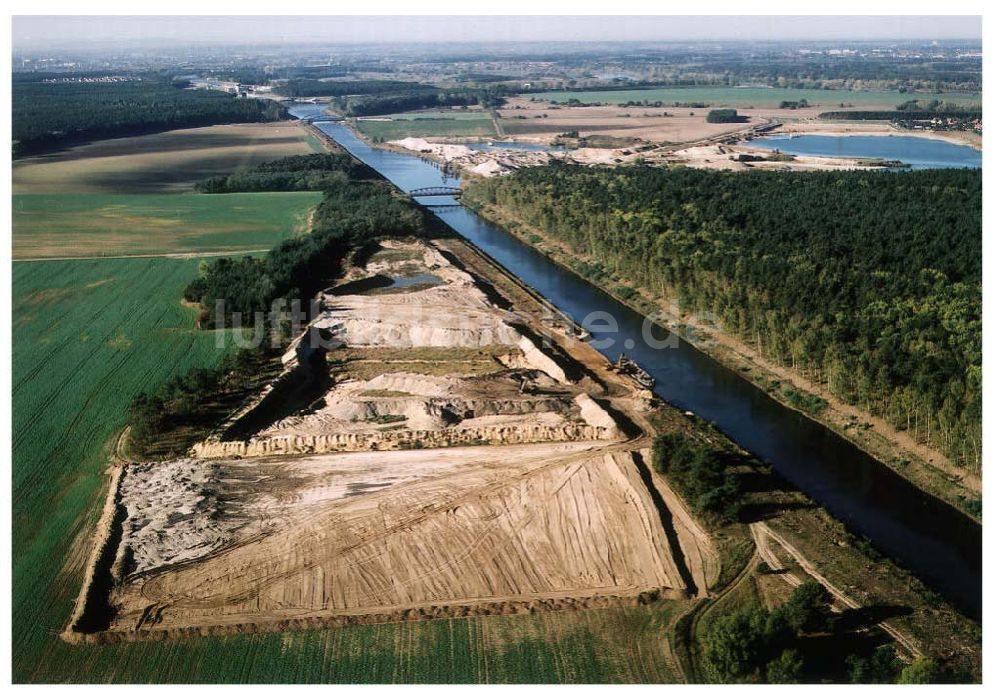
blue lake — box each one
[748,134,981,169]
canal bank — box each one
[290,104,981,620]
[464,197,981,517]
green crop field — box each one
[11,257,230,682]
[12,192,322,259]
[525,86,983,108]
[18,594,684,682]
[354,114,496,140]
[11,255,685,683]
[303,130,327,153]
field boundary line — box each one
[66,584,680,645]
[14,249,273,263]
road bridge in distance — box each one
[409,186,462,198]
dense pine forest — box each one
[466,165,981,471]
[338,87,505,116]
[273,79,437,98]
[195,153,377,193]
[12,74,288,156]
[818,110,981,121]
[272,78,507,117]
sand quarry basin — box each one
[67,239,714,641]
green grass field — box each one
[303,130,327,153]
[525,86,982,108]
[12,257,230,681]
[12,192,322,259]
[11,255,685,683]
[374,110,495,121]
[354,113,496,140]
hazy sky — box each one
[12,15,982,49]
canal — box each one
[291,104,982,617]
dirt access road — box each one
[751,522,922,658]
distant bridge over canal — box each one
[409,187,462,198]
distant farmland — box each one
[12,120,323,259]
[354,111,496,140]
[12,192,321,259]
[13,122,321,195]
[526,86,983,108]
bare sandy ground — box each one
[259,372,610,437]
[192,240,616,458]
[382,99,770,176]
[107,442,697,634]
[774,120,982,150]
[662,143,890,172]
[639,448,718,596]
[389,136,652,176]
[66,237,715,641]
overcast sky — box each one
[12,15,982,49]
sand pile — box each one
[69,236,714,644]
[392,138,474,161]
[116,460,250,576]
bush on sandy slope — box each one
[652,432,740,521]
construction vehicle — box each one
[613,354,655,389]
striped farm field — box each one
[354,113,496,140]
[12,191,322,260]
[12,122,320,195]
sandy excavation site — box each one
[383,97,979,176]
[67,239,714,642]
